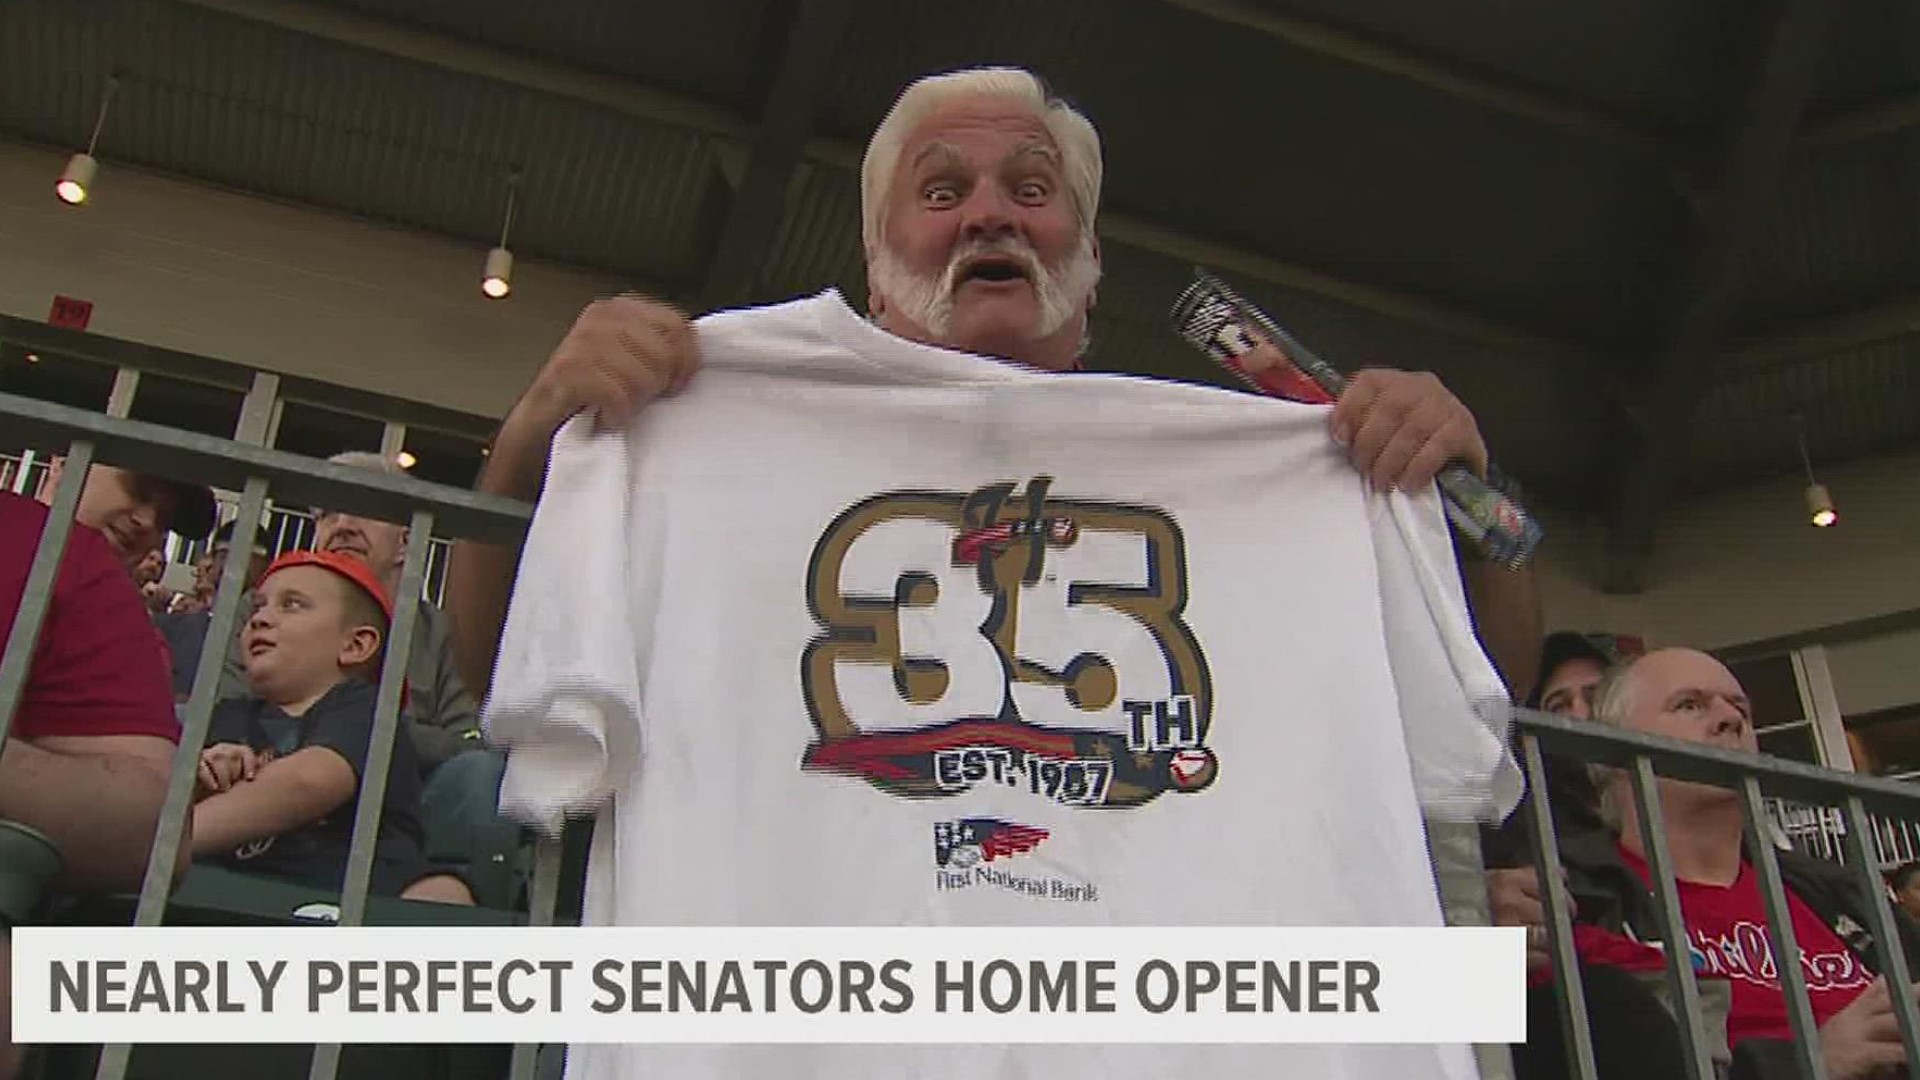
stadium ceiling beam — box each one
[1159,0,1674,161]
[168,0,1581,356]
[1718,291,1920,375]
[1168,0,1920,159]
[698,0,858,310]
[1797,89,1920,148]
[168,0,755,138]
[1602,0,1827,596]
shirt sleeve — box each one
[1370,485,1523,824]
[217,625,250,703]
[12,523,182,744]
[484,415,645,837]
[304,683,378,780]
[402,605,481,768]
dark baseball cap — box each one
[1526,631,1647,707]
[158,478,218,541]
[43,455,218,542]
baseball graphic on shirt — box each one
[801,475,1217,810]
[1168,749,1216,790]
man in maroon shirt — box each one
[34,457,217,573]
[1593,648,1920,1080]
[0,491,187,1078]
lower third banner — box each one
[10,925,1525,1045]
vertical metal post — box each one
[8,449,35,494]
[92,474,274,1076]
[1740,776,1828,1080]
[1626,756,1716,1079]
[1794,647,1854,773]
[1520,736,1599,1080]
[306,508,435,1080]
[379,422,408,463]
[234,372,280,447]
[507,837,568,1080]
[93,475,271,1080]
[1839,796,1920,1068]
[1427,818,1516,1080]
[229,371,281,536]
[0,441,95,754]
[105,368,141,418]
[381,422,416,597]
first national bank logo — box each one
[933,819,1097,903]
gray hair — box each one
[326,450,405,476]
[1586,658,1644,834]
[1585,649,1779,848]
[860,67,1103,257]
[314,451,408,534]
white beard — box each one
[870,231,1101,345]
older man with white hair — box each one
[447,66,1539,705]
[1535,648,1920,1080]
[455,66,1537,1080]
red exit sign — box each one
[49,295,94,330]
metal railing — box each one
[1770,797,1920,869]
[10,388,1920,1080]
[1514,709,1920,1080]
[1,451,458,606]
[0,390,556,1080]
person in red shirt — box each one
[33,457,216,574]
[0,491,188,1078]
[1593,648,1920,1080]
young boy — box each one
[190,549,468,902]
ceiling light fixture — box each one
[1794,413,1836,528]
[57,75,119,206]
[482,169,521,300]
[1805,483,1836,529]
[395,451,418,470]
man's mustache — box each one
[940,239,1047,294]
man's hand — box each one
[1487,866,1569,973]
[196,742,263,796]
[445,294,700,697]
[1818,977,1913,1079]
[499,294,699,455]
[1328,369,1488,491]
[140,582,173,614]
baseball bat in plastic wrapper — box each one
[1169,268,1544,569]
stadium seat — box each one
[51,865,525,930]
[0,820,61,928]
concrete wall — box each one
[0,140,626,418]
[1535,449,1920,654]
[1828,629,1920,717]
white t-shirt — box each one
[485,290,1519,1080]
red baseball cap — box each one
[259,549,394,623]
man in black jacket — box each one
[1509,646,1920,1080]
[1485,632,1694,1080]
[1484,632,1647,955]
